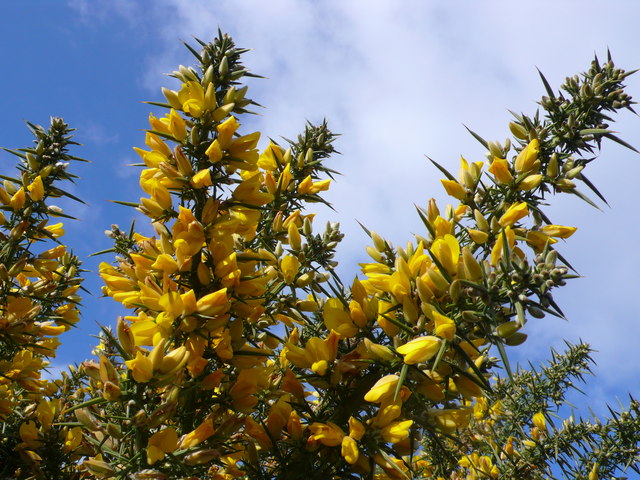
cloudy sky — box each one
[2,1,639,417]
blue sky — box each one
[3,1,640,426]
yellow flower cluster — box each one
[80,36,586,479]
[0,118,85,476]
[3,34,621,480]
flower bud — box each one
[504,332,528,346]
[218,56,229,78]
[287,222,302,250]
[565,165,584,179]
[202,64,215,86]
[223,86,236,105]
[547,153,559,177]
[204,82,217,110]
[473,209,489,232]
[462,247,483,280]
[496,321,519,338]
[213,103,235,122]
[102,381,122,401]
[509,121,528,140]
[162,88,182,109]
[117,317,136,356]
[371,231,386,252]
[75,408,99,431]
[487,140,504,159]
[185,449,220,466]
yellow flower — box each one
[341,435,359,464]
[178,81,206,117]
[179,418,215,449]
[206,139,223,163]
[396,336,442,365]
[380,419,413,443]
[490,226,516,266]
[430,234,460,276]
[151,253,179,274]
[63,427,83,453]
[125,351,154,383]
[364,375,399,403]
[348,416,366,441]
[168,108,188,141]
[196,288,229,316]
[298,175,331,194]
[228,368,261,412]
[191,169,213,188]
[323,298,358,337]
[258,142,285,171]
[514,138,540,174]
[10,187,26,210]
[518,174,543,191]
[430,408,472,434]
[308,422,344,447]
[433,311,456,341]
[147,427,178,465]
[441,179,467,200]
[281,254,300,284]
[467,228,489,244]
[532,412,547,431]
[304,333,339,375]
[498,202,529,227]
[540,224,577,239]
[526,230,557,251]
[19,421,40,447]
[488,157,513,183]
[217,116,240,150]
[27,175,44,201]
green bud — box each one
[234,85,249,101]
[26,152,39,170]
[528,306,546,319]
[106,423,122,439]
[305,147,313,165]
[490,216,500,234]
[504,332,528,346]
[371,231,386,252]
[218,55,229,78]
[496,321,519,338]
[202,64,215,86]
[449,279,462,303]
[212,103,235,122]
[190,125,200,146]
[487,141,503,159]
[462,310,482,323]
[162,87,182,110]
[547,153,559,178]
[509,121,528,140]
[302,217,313,236]
[3,180,16,195]
[223,86,236,105]
[474,209,490,232]
[565,165,584,179]
[545,250,557,268]
[179,64,198,82]
[556,178,576,191]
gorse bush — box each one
[0,31,638,480]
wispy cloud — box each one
[78,122,119,146]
